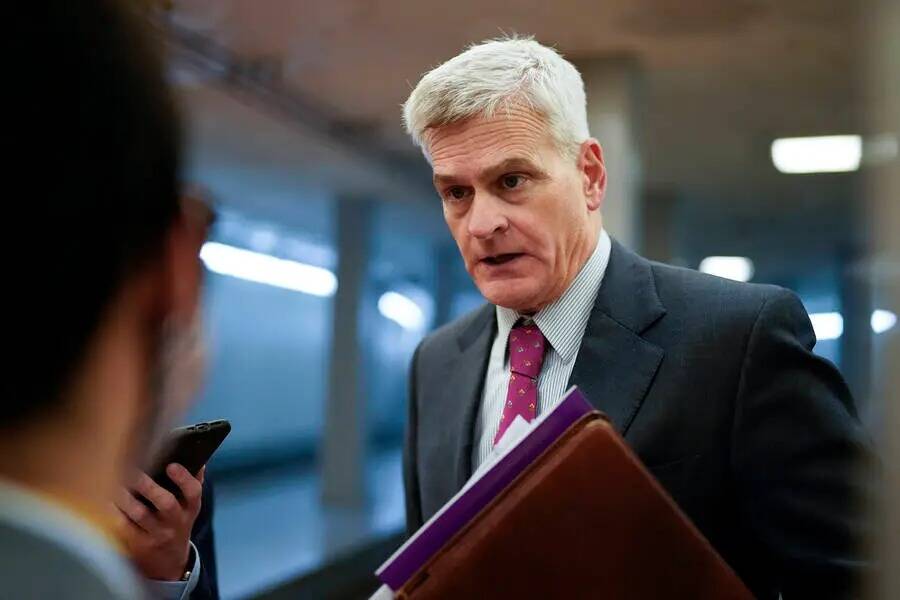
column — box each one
[867,1,900,598]
[579,57,643,251]
[838,248,873,412]
[433,241,458,328]
[320,197,371,507]
[641,188,679,263]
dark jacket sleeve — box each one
[190,476,219,600]
[732,289,877,598]
[404,343,425,537]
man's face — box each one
[138,208,210,467]
[426,106,605,313]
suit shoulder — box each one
[647,260,798,320]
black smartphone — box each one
[146,419,231,498]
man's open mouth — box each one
[482,253,524,266]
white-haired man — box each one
[402,37,874,599]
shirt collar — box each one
[496,229,612,363]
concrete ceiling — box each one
[169,0,863,187]
[164,0,868,270]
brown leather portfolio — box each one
[397,412,753,599]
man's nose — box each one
[467,193,509,240]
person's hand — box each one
[115,464,204,581]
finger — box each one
[167,463,202,507]
[134,472,180,516]
[112,489,134,514]
[197,466,206,485]
[126,467,148,488]
[115,489,157,532]
[115,510,146,540]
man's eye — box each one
[446,187,468,201]
[501,175,524,190]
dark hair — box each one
[5,1,182,425]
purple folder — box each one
[376,386,594,590]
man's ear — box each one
[579,139,606,212]
[168,215,207,320]
[155,210,207,325]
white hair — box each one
[402,36,590,159]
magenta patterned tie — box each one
[494,321,547,446]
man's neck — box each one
[0,416,125,527]
[519,223,602,315]
[570,221,602,283]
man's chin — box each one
[477,281,541,313]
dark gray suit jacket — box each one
[405,240,875,600]
[191,476,219,600]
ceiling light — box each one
[698,256,754,282]
[200,242,337,297]
[378,291,426,331]
[771,135,862,174]
[872,309,897,334]
[809,312,844,341]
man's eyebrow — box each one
[432,157,546,186]
[484,157,545,179]
[433,172,458,186]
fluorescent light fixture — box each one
[378,291,426,331]
[200,242,337,297]
[771,135,862,174]
[698,256,754,282]
[809,312,844,341]
[872,309,897,334]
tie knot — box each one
[508,322,546,379]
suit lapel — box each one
[446,305,496,490]
[441,241,666,495]
[569,240,667,435]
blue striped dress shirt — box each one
[472,229,612,469]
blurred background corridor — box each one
[137,1,900,597]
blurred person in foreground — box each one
[1,1,215,598]
[402,37,876,599]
